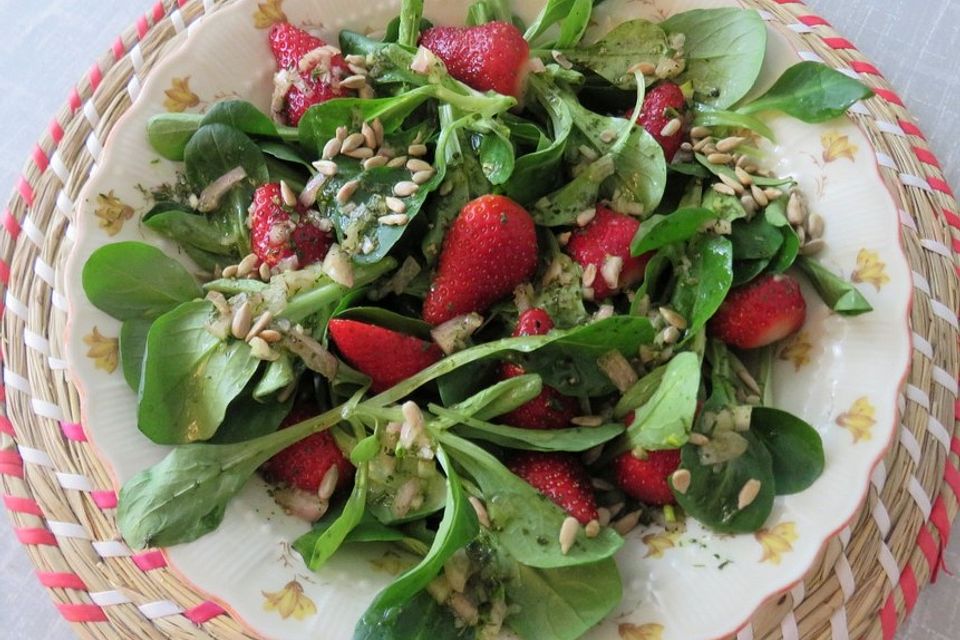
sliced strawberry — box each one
[627,81,686,162]
[261,404,354,494]
[420,21,530,98]
[708,273,807,349]
[423,195,538,325]
[328,318,443,393]
[508,452,598,524]
[613,448,681,506]
[250,183,333,268]
[268,22,354,125]
[513,307,554,337]
[565,204,652,300]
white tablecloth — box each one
[0,1,957,638]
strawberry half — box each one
[269,22,354,125]
[708,273,807,349]
[613,448,681,506]
[261,404,355,494]
[498,309,577,430]
[420,21,530,98]
[628,81,686,162]
[250,183,333,268]
[423,195,538,325]
[508,451,598,524]
[328,318,443,392]
[565,204,652,300]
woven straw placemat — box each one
[0,1,957,638]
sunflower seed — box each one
[387,155,408,169]
[345,146,374,159]
[348,63,368,76]
[591,477,616,492]
[795,225,806,245]
[601,255,623,289]
[707,152,734,165]
[394,181,419,197]
[345,54,366,66]
[659,325,681,345]
[340,75,368,90]
[583,444,604,466]
[393,478,421,518]
[259,329,282,343]
[359,85,376,100]
[800,238,826,255]
[658,306,688,330]
[690,126,712,139]
[688,432,710,446]
[597,507,612,527]
[787,192,806,225]
[259,262,272,282]
[672,469,692,494]
[361,121,377,148]
[236,253,259,278]
[733,405,752,431]
[469,497,491,528]
[582,263,597,288]
[612,510,642,536]
[735,165,753,186]
[763,187,783,201]
[751,184,769,207]
[280,180,298,207]
[336,179,360,204]
[600,128,618,143]
[805,213,825,239]
[314,159,339,176]
[716,136,746,153]
[322,137,341,160]
[408,143,428,157]
[736,367,762,395]
[692,137,715,152]
[738,479,762,510]
[572,415,604,428]
[559,516,580,554]
[379,213,409,226]
[578,144,599,161]
[372,118,384,147]
[335,126,348,142]
[363,155,388,170]
[317,466,340,501]
[385,196,407,214]
[412,170,434,185]
[221,264,239,278]
[585,519,601,538]
[660,118,682,138]
[406,158,432,173]
[231,301,253,339]
[719,172,745,194]
[576,207,596,227]
[740,195,758,214]
[552,50,573,69]
[341,132,365,153]
[245,311,274,342]
[711,183,737,196]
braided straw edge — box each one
[0,1,955,639]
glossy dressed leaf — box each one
[297,506,404,554]
[662,8,767,108]
[367,457,447,525]
[750,407,824,494]
[672,431,775,533]
[614,364,666,418]
[119,318,152,391]
[477,129,516,185]
[209,390,294,444]
[671,235,734,334]
[732,258,771,286]
[631,207,719,255]
[692,105,776,141]
[147,113,202,161]
[441,432,624,568]
[560,19,669,89]
[524,0,589,44]
[555,0,593,48]
[137,300,259,444]
[82,241,202,320]
[532,156,614,226]
[143,206,239,257]
[297,462,369,570]
[253,355,295,400]
[621,352,699,452]
[203,100,281,137]
[729,215,784,260]
[534,244,588,329]
[353,590,471,640]
[739,61,874,123]
[796,256,873,315]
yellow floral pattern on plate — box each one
[851,249,890,290]
[779,331,813,370]
[253,0,287,28]
[619,622,664,640]
[836,396,876,443]
[164,76,200,112]
[821,131,858,163]
[755,522,798,565]
[262,581,316,620]
[94,191,133,236]
[83,328,118,373]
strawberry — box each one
[708,273,807,349]
[261,404,354,494]
[565,204,652,300]
[269,22,354,125]
[250,183,333,268]
[420,21,530,98]
[423,195,538,325]
[328,318,443,392]
[508,452,598,524]
[627,81,686,162]
[613,448,681,506]
[498,309,577,430]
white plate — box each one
[64,0,912,638]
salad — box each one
[80,0,876,637]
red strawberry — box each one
[269,22,354,125]
[627,81,686,162]
[250,183,333,268]
[328,319,443,392]
[565,204,652,300]
[423,195,538,325]
[508,452,598,524]
[261,404,355,494]
[498,309,577,430]
[420,21,530,98]
[614,448,681,506]
[709,273,807,349]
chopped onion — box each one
[321,243,354,287]
[410,46,440,74]
[274,487,328,522]
[299,171,329,208]
[597,350,639,393]
[197,166,247,213]
[283,329,339,380]
[431,313,483,355]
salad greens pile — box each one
[81,0,874,637]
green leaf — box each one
[729,215,784,260]
[614,364,666,418]
[209,390,294,444]
[531,155,614,226]
[397,0,424,48]
[203,100,281,138]
[671,235,734,334]
[119,318,152,391]
[253,354,295,400]
[525,0,593,45]
[750,407,824,494]
[298,505,404,553]
[739,61,874,123]
[534,251,589,329]
[477,128,516,185]
[559,19,669,89]
[732,258,771,286]
[695,153,795,188]
[353,590,470,640]
[631,207,719,255]
[364,447,479,610]
[296,461,369,570]
[82,241,202,321]
[367,456,447,525]
[441,432,624,568]
[621,352,699,452]
[795,256,873,316]
[505,557,622,640]
[672,431,775,533]
[143,206,240,258]
[662,8,767,108]
[137,300,259,444]
[147,113,202,161]
[692,104,776,141]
